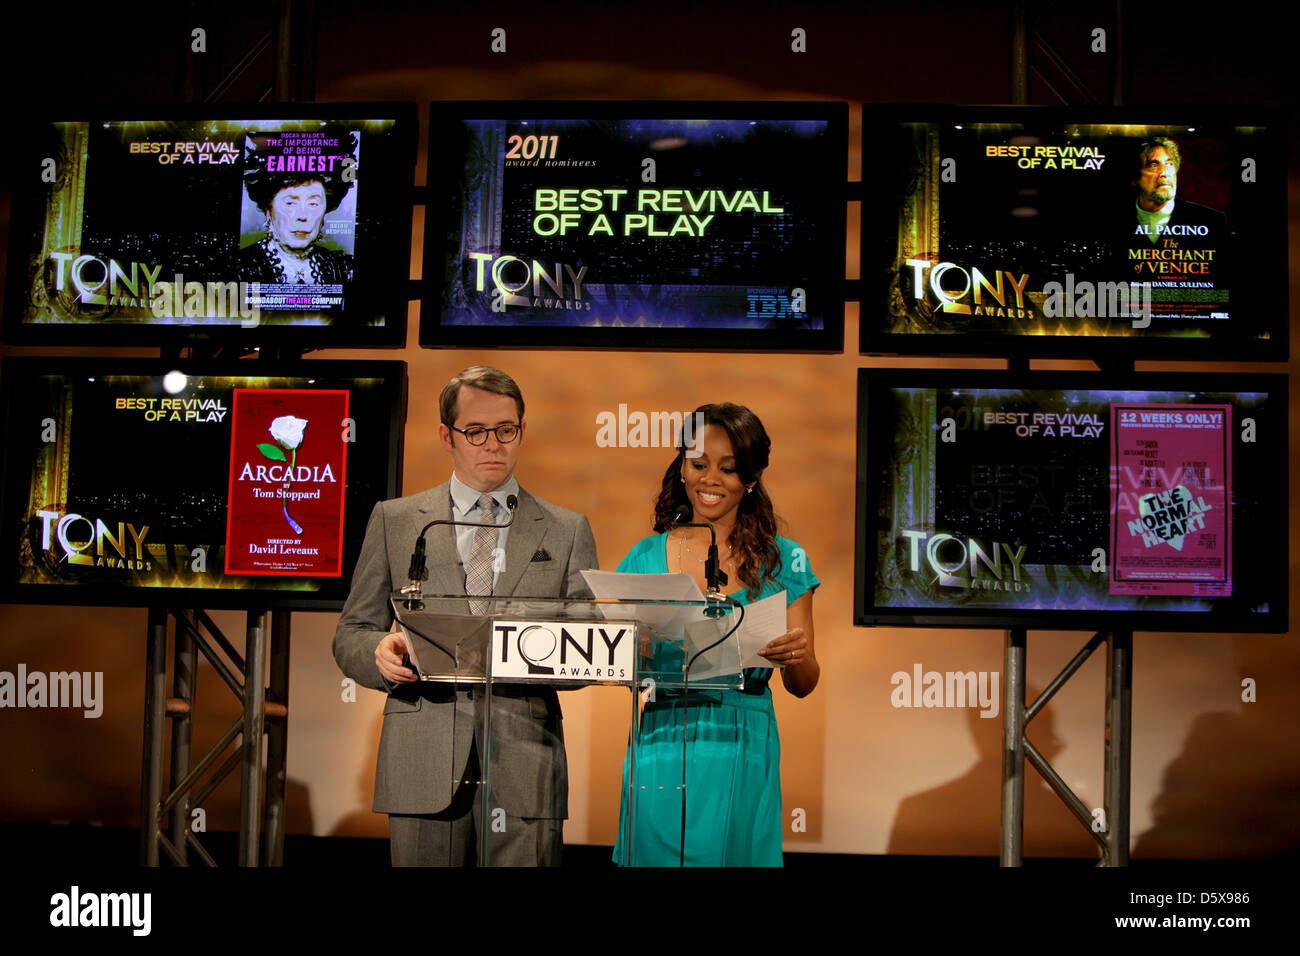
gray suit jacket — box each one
[332,480,598,817]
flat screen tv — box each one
[0,358,406,610]
[423,101,847,351]
[854,369,1287,631]
[3,103,417,348]
[860,107,1287,360]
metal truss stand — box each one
[1000,629,1133,865]
[139,609,292,866]
[136,0,313,868]
[999,0,1136,870]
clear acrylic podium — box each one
[390,591,746,866]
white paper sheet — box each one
[682,616,743,682]
[736,590,788,668]
[579,569,705,603]
[578,569,708,635]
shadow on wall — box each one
[1133,709,1300,858]
[328,710,388,839]
[887,690,1099,858]
[1133,639,1300,859]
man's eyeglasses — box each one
[450,423,521,445]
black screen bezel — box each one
[422,100,848,353]
[0,356,407,612]
[3,102,418,349]
[858,105,1289,362]
[853,367,1288,632]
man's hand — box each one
[376,632,417,684]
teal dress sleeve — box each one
[773,536,820,605]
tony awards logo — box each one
[904,258,1032,319]
[468,252,592,312]
[902,529,1030,592]
[34,510,152,572]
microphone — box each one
[402,494,518,608]
[669,502,728,616]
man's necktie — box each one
[465,493,499,615]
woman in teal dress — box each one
[613,403,819,867]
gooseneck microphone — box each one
[671,503,692,529]
[667,503,746,867]
[669,503,728,616]
[401,494,518,608]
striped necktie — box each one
[465,493,499,615]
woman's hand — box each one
[759,627,809,668]
[769,590,818,697]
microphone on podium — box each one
[669,503,729,616]
[401,494,518,608]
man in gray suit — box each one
[333,365,598,866]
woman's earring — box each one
[680,475,686,484]
[746,485,754,494]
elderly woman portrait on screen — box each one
[235,133,357,286]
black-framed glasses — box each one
[450,423,521,445]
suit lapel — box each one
[414,481,466,597]
[495,487,547,597]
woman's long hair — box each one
[651,403,780,600]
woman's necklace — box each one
[273,244,314,283]
[676,529,736,583]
